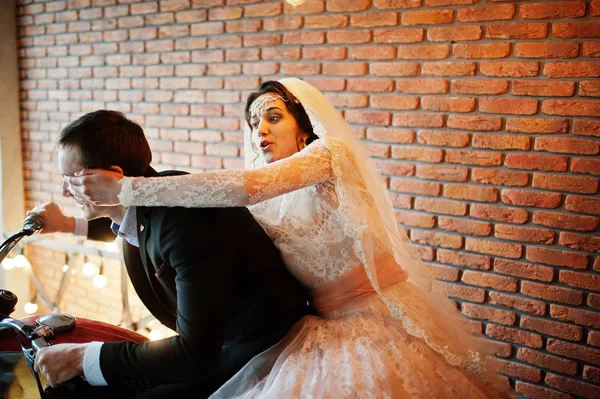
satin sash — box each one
[310,253,408,316]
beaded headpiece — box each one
[249,95,289,119]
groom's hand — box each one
[26,203,75,234]
[34,343,87,387]
[66,168,124,206]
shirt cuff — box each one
[72,217,88,237]
[110,222,121,236]
[83,342,108,386]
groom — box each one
[30,110,312,397]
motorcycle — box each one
[0,216,148,398]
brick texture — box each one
[15,1,600,397]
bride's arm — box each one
[119,140,334,208]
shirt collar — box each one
[111,206,139,248]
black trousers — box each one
[44,379,223,399]
[134,381,221,399]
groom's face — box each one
[58,144,113,220]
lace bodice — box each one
[120,138,375,288]
[250,180,359,288]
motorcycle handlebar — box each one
[0,214,45,264]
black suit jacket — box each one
[87,168,311,393]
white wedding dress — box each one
[118,78,514,398]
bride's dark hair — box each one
[245,81,319,147]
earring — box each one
[300,138,307,150]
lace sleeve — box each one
[118,140,334,208]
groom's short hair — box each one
[57,110,152,177]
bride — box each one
[67,78,514,398]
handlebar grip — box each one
[22,214,44,234]
[44,376,88,398]
[0,290,17,316]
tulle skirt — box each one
[210,281,514,399]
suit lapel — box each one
[136,206,178,318]
[136,207,153,277]
[121,234,177,330]
[137,165,161,280]
[124,166,185,324]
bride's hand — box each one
[65,168,124,206]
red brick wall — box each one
[15,0,599,397]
